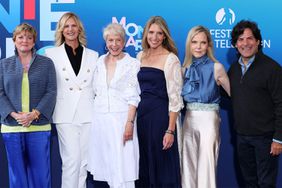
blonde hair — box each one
[183,25,217,68]
[103,23,126,42]
[142,16,178,55]
[13,23,37,43]
[54,12,87,46]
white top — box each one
[93,53,141,113]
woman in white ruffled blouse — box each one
[87,23,140,188]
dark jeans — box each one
[237,134,279,188]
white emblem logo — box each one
[216,8,235,25]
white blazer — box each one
[45,44,98,123]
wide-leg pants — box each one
[56,123,91,188]
[2,131,51,188]
[181,110,220,188]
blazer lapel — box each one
[58,44,80,85]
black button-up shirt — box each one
[64,43,83,76]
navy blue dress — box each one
[136,67,181,188]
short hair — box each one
[54,12,87,46]
[183,25,217,68]
[103,23,126,42]
[142,16,178,55]
[231,20,262,51]
[13,23,37,43]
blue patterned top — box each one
[181,55,220,104]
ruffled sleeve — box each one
[164,53,184,112]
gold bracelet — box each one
[32,109,40,121]
[165,129,175,135]
[127,120,134,125]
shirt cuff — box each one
[272,139,282,144]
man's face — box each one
[236,28,260,62]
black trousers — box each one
[237,134,279,188]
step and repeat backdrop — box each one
[1,0,281,187]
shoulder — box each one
[136,51,143,61]
[35,54,53,62]
[214,61,225,72]
[253,52,281,76]
[0,56,16,64]
[45,45,61,54]
[165,53,181,68]
[84,47,99,58]
[124,53,141,66]
[167,53,180,63]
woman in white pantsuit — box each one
[87,23,140,188]
[45,12,98,188]
[180,26,230,188]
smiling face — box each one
[236,28,260,62]
[14,31,35,54]
[146,23,165,49]
[190,31,208,58]
[62,17,80,44]
[106,34,125,57]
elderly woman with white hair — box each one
[87,23,140,188]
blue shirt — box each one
[182,55,220,104]
[238,55,255,75]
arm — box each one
[269,64,282,155]
[123,59,141,144]
[123,105,137,145]
[214,62,230,96]
[163,55,184,150]
[33,58,57,121]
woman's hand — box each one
[123,122,134,145]
[12,111,37,127]
[162,132,174,150]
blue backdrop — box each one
[0,0,281,187]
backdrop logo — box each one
[112,17,143,53]
[0,0,75,59]
[215,8,235,26]
[210,7,270,49]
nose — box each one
[23,36,28,42]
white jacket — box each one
[93,53,140,113]
[45,44,98,123]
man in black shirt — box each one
[228,20,282,187]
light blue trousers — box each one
[2,131,51,188]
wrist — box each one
[165,129,175,135]
[127,120,134,126]
[32,109,40,121]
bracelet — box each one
[165,129,175,135]
[32,109,40,121]
[127,120,134,125]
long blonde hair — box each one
[183,25,217,68]
[54,12,87,46]
[142,16,178,55]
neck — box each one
[148,47,166,56]
[18,51,32,62]
[107,52,125,62]
[65,40,79,50]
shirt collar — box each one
[238,55,255,67]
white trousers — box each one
[110,181,135,188]
[56,122,91,188]
[182,110,220,188]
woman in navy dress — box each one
[136,16,183,188]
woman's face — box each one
[14,31,35,54]
[106,34,124,57]
[190,31,208,58]
[62,17,79,44]
[146,23,165,49]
